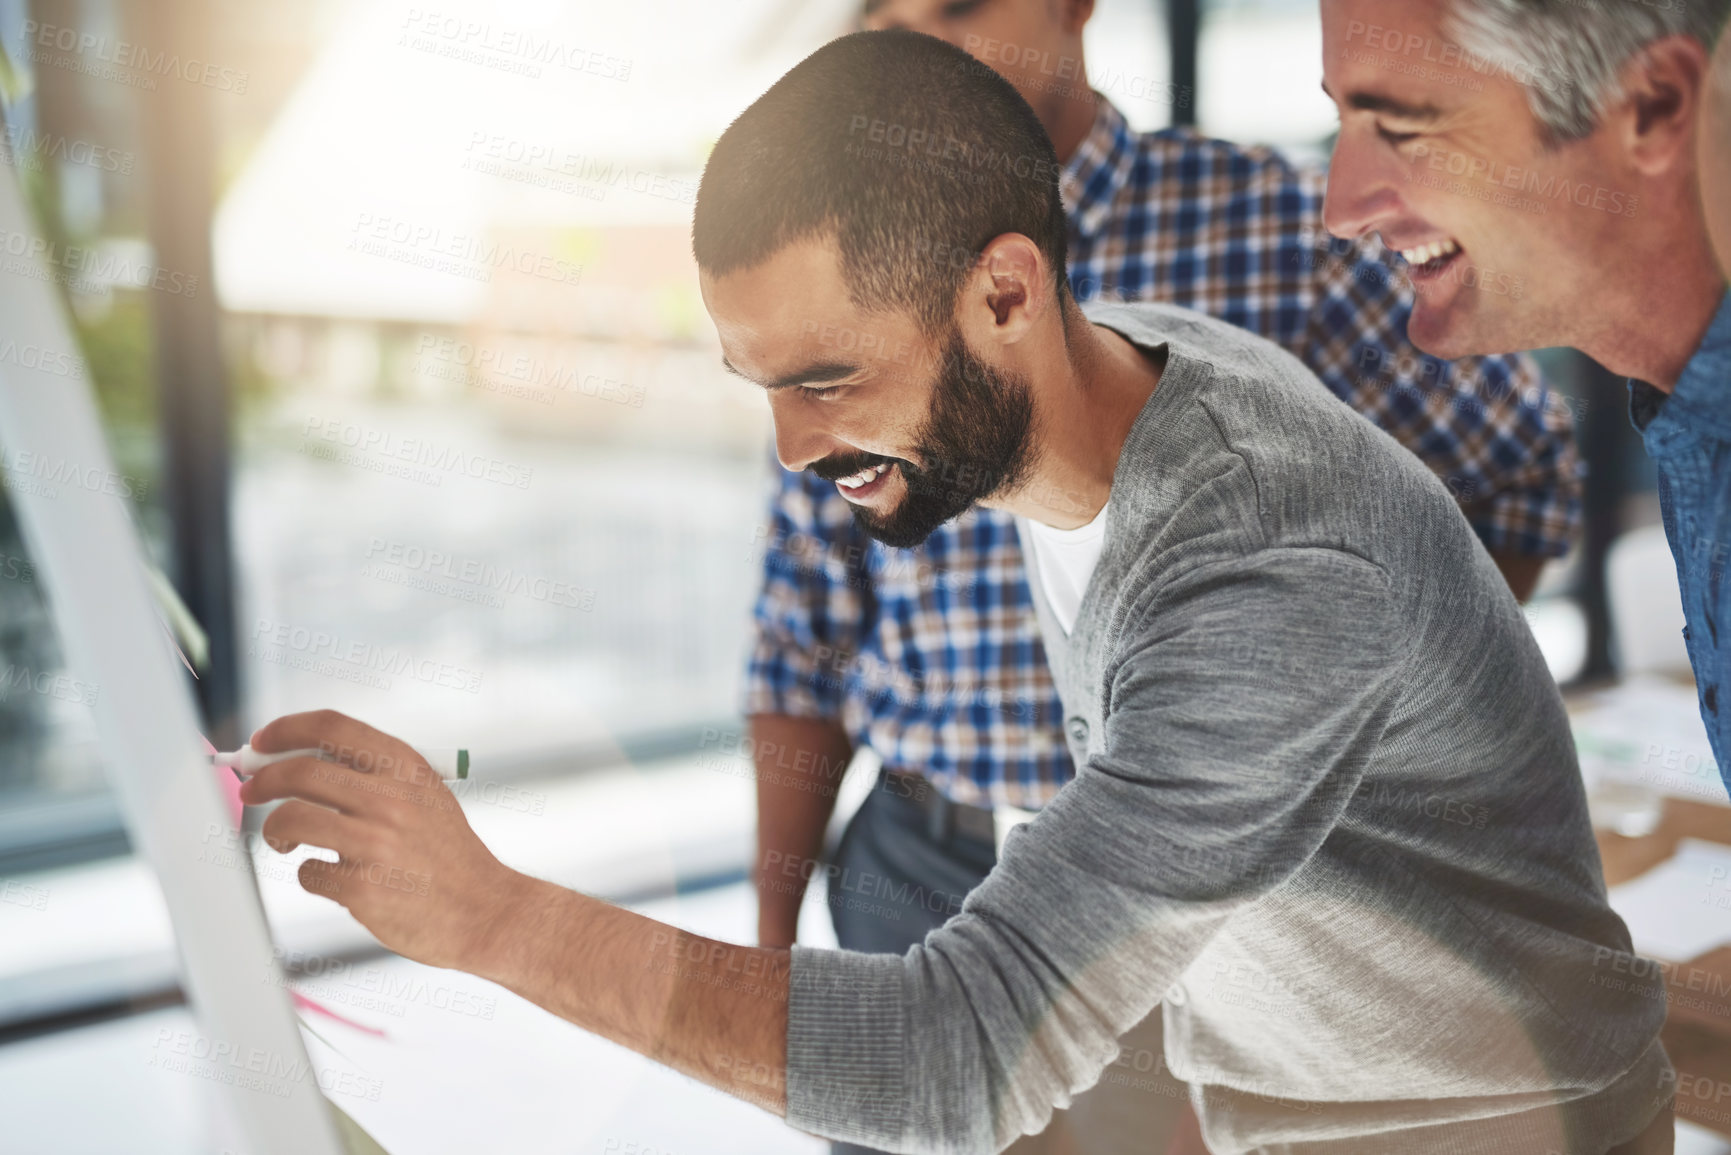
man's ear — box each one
[959,233,1050,349]
[1614,34,1709,177]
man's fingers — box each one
[298,857,347,904]
[240,755,384,817]
[260,798,373,857]
[250,709,426,781]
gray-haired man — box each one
[1320,0,1731,814]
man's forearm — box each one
[751,713,853,947]
[472,872,793,1114]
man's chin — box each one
[851,506,949,550]
[850,487,977,549]
[1407,293,1487,362]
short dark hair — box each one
[692,29,1070,335]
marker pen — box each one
[211,744,469,781]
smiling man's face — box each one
[1319,0,1634,358]
[702,237,1040,548]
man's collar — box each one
[1630,287,1731,438]
[1061,97,1138,240]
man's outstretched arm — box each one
[239,710,793,1115]
[241,547,1405,1154]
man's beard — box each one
[810,330,1040,549]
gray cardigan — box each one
[784,302,1669,1155]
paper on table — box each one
[1607,838,1731,961]
[1571,675,1723,804]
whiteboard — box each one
[0,156,348,1154]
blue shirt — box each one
[1630,288,1731,794]
[746,98,1583,808]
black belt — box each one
[884,770,997,846]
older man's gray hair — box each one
[1449,0,1730,142]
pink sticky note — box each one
[292,991,388,1037]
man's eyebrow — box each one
[720,357,858,391]
[1321,80,1443,121]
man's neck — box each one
[1043,80,1100,165]
[1577,212,1726,391]
[991,316,1162,530]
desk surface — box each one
[0,883,825,1155]
[1599,798,1731,888]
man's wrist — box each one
[757,906,801,949]
[755,873,804,948]
[460,869,563,986]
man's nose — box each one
[769,396,840,474]
[1323,127,1403,242]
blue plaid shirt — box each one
[745,98,1583,809]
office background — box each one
[0,1,1707,1152]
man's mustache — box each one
[809,451,902,482]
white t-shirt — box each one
[1020,502,1109,635]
